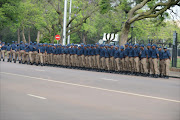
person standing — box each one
[28,42,34,65]
[24,44,30,64]
[124,43,130,73]
[100,45,105,71]
[95,44,100,69]
[114,46,120,72]
[119,46,125,73]
[6,43,12,62]
[151,44,159,78]
[162,47,171,79]
[19,41,25,63]
[128,44,134,74]
[147,44,153,76]
[139,44,148,76]
[133,44,140,75]
[109,45,115,71]
[11,41,17,62]
[14,44,20,63]
[104,45,110,71]
[1,42,6,61]
[158,46,164,77]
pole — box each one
[67,0,72,44]
[63,0,67,45]
[172,31,177,67]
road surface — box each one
[0,62,180,120]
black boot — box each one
[3,59,5,61]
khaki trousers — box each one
[120,58,125,71]
[15,51,19,61]
[70,55,74,66]
[124,57,129,71]
[92,55,96,68]
[66,54,70,66]
[141,58,148,74]
[89,56,92,68]
[134,57,139,73]
[81,55,85,67]
[74,54,78,67]
[100,57,105,70]
[33,51,38,63]
[29,51,33,63]
[39,53,43,64]
[85,56,89,68]
[115,58,120,71]
[147,58,153,74]
[129,57,134,72]
[6,51,11,60]
[78,55,82,67]
[24,52,29,62]
[159,60,164,75]
[19,50,25,61]
[1,50,6,59]
[163,59,170,76]
[105,58,110,70]
[11,50,16,60]
[152,58,159,75]
[63,54,66,65]
[110,57,115,70]
[96,55,100,69]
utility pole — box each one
[63,0,67,45]
[67,0,72,44]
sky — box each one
[167,5,180,21]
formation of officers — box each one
[0,40,171,78]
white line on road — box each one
[101,78,118,81]
[1,72,180,103]
[27,94,47,99]
[34,69,45,72]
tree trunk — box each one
[22,27,27,43]
[37,31,40,43]
[82,33,86,44]
[28,28,31,44]
[119,23,130,45]
[17,28,20,44]
[60,29,63,44]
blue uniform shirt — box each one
[84,48,88,56]
[100,48,105,57]
[151,49,159,58]
[73,48,78,54]
[1,45,7,50]
[163,50,171,59]
[95,47,100,55]
[104,48,110,58]
[134,48,140,57]
[28,45,34,51]
[159,50,164,60]
[124,47,129,56]
[140,48,148,58]
[147,48,152,58]
[109,48,115,57]
[114,49,119,58]
[6,45,11,51]
[77,49,82,55]
[128,48,134,57]
[11,44,16,50]
[20,44,25,50]
[119,50,125,58]
[25,46,29,52]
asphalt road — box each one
[0,62,180,120]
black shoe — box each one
[14,60,16,63]
[0,59,1,61]
[19,60,21,63]
[154,74,158,78]
[3,59,4,61]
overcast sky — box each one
[167,5,180,21]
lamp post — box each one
[131,23,134,44]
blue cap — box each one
[140,44,144,47]
[125,43,129,46]
[120,46,124,49]
[135,44,139,46]
[147,43,151,47]
[163,46,167,49]
[158,46,162,48]
[12,41,14,43]
[152,44,157,47]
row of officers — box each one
[0,41,171,78]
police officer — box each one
[19,41,25,63]
[119,46,125,73]
[11,41,17,62]
[151,44,159,78]
[6,43,12,62]
[95,44,100,69]
[73,45,78,67]
[14,44,20,63]
[28,42,34,65]
[158,46,164,77]
[124,43,130,72]
[109,45,115,71]
[139,44,148,76]
[1,42,6,61]
[104,45,110,71]
[0,40,2,61]
[100,45,105,71]
[128,44,134,74]
[39,43,44,66]
[133,44,140,75]
[162,47,171,79]
[114,46,120,72]
[147,44,152,76]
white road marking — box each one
[101,78,118,81]
[1,72,180,103]
[27,94,46,99]
[34,69,45,72]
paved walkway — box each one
[169,71,180,78]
